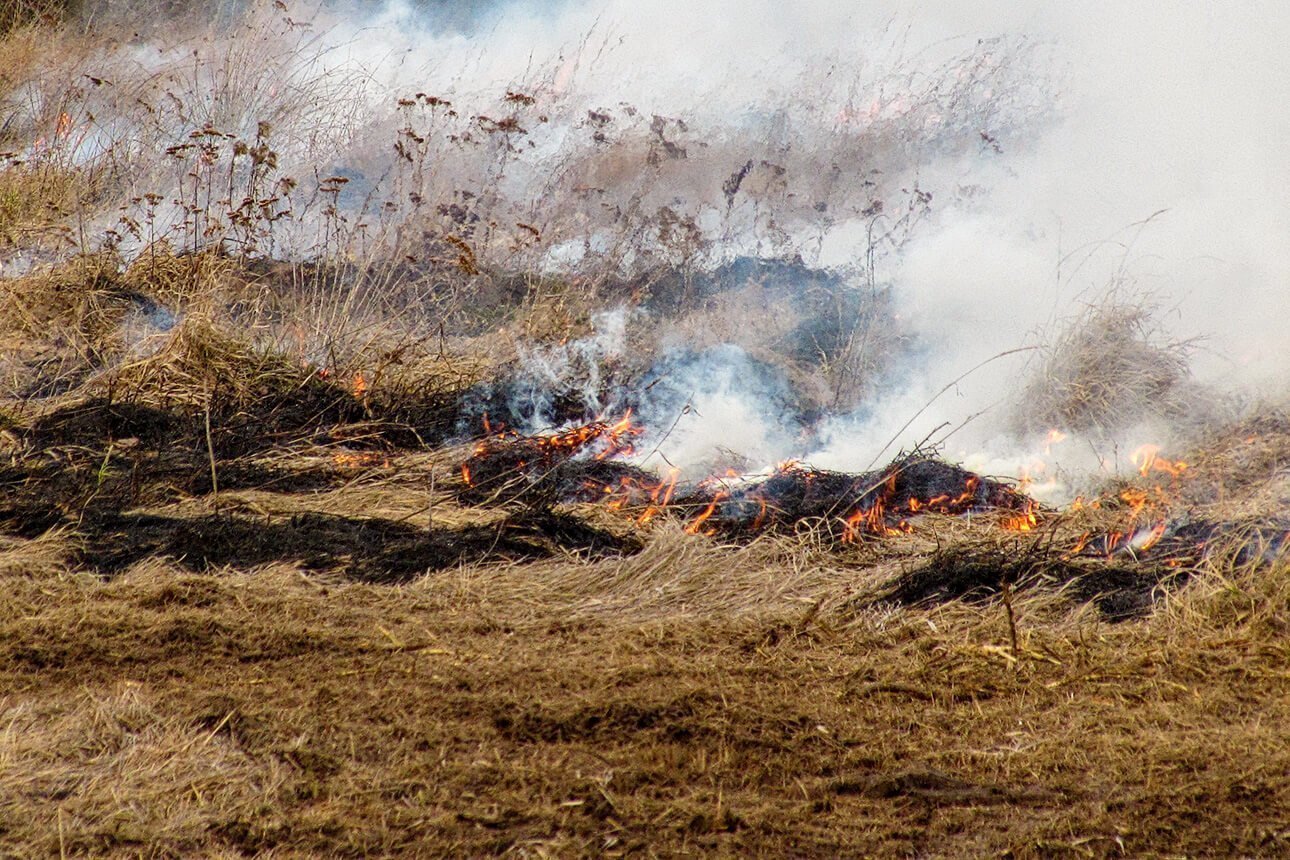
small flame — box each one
[1069,531,1091,555]
[1134,522,1169,553]
[1131,443,1188,479]
[1000,505,1039,532]
[841,499,910,542]
[685,492,728,536]
[1131,443,1160,477]
[1120,487,1150,516]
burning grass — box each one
[1,5,1288,855]
[2,355,1289,856]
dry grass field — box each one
[2,3,1289,857]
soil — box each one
[2,396,1288,857]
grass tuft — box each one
[1014,290,1199,437]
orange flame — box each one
[1000,505,1039,532]
[685,492,728,536]
[1131,443,1188,479]
[841,500,910,542]
[1135,522,1169,553]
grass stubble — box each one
[1,304,1285,855]
[1,4,1289,858]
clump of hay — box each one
[1013,293,1197,437]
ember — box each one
[677,457,1035,540]
[458,413,646,503]
[455,416,1039,541]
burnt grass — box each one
[1,433,638,585]
[3,393,1289,856]
[2,396,1199,618]
[72,509,636,582]
[872,545,1191,622]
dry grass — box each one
[0,18,51,106]
[1014,291,1199,438]
[0,176,1286,860]
[1,6,1287,856]
[1,379,1285,855]
[1,530,1287,856]
[0,162,89,249]
[0,0,65,35]
[0,678,289,854]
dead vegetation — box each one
[1,525,1287,856]
[1013,292,1200,438]
[1,288,1286,854]
[1,5,1288,857]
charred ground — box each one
[3,5,1289,855]
[2,252,1289,857]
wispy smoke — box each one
[831,2,1290,486]
[7,0,1285,492]
[408,0,1284,484]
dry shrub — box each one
[0,163,84,248]
[0,252,131,397]
[1014,291,1197,437]
[102,315,324,415]
[0,252,119,336]
[0,251,231,400]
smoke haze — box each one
[11,0,1286,490]
[420,0,1286,483]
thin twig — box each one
[865,346,1037,471]
[204,382,219,507]
[1001,579,1020,664]
[427,469,436,532]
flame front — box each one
[457,415,1054,543]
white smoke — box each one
[7,0,1286,490]
[811,2,1290,490]
[380,0,1286,486]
